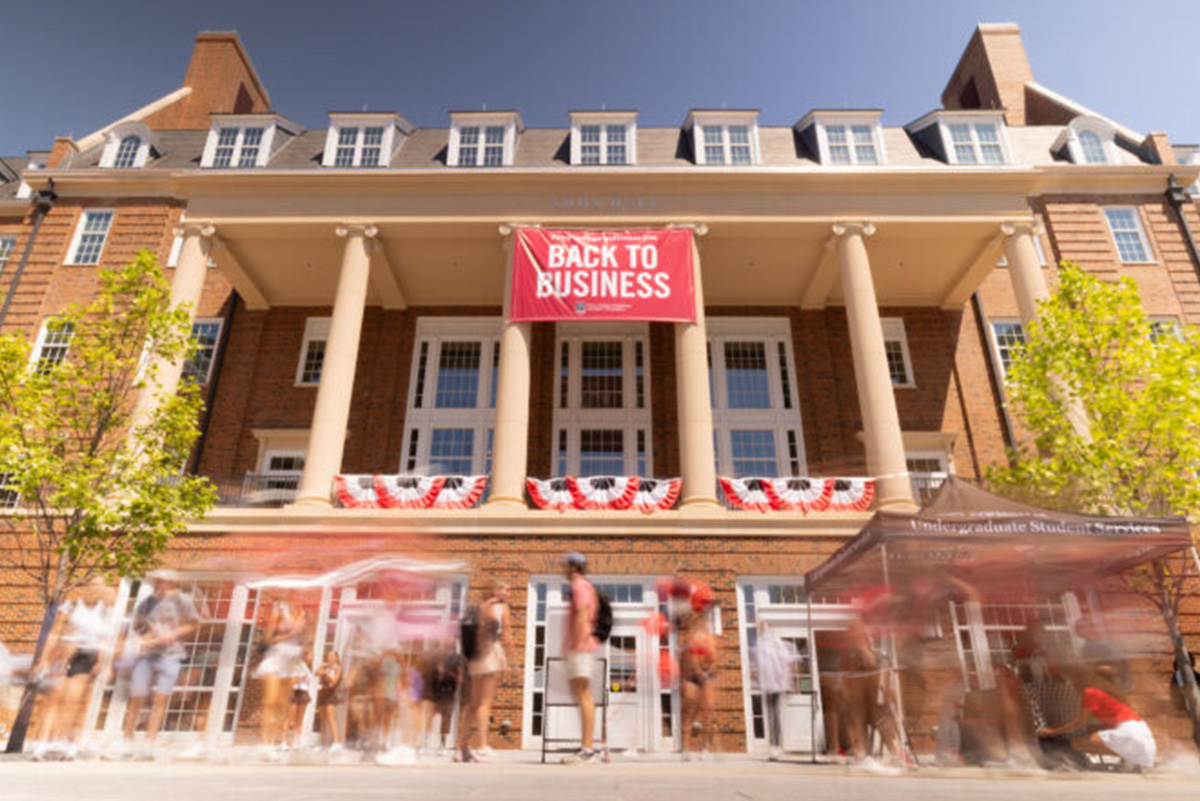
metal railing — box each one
[910,472,948,506]
[209,473,300,508]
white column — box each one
[1001,220,1049,326]
[293,224,376,507]
[486,228,532,507]
[676,226,719,507]
[834,222,915,510]
[129,221,214,432]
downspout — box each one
[1165,176,1200,279]
[0,181,56,329]
[187,290,239,475]
[971,290,1017,452]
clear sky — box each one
[1,0,1197,154]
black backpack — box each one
[593,589,613,644]
[460,605,480,661]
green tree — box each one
[0,251,216,753]
[988,261,1200,749]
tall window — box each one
[708,319,804,478]
[0,236,14,272]
[211,127,265,168]
[1076,130,1107,164]
[578,124,628,165]
[113,135,141,169]
[1104,207,1152,263]
[295,318,330,385]
[990,320,1026,377]
[401,319,501,476]
[334,126,385,167]
[183,319,223,384]
[906,453,949,505]
[700,124,753,165]
[881,318,915,388]
[0,473,18,509]
[456,126,506,167]
[31,320,74,375]
[825,124,879,165]
[947,122,1005,164]
[67,210,114,265]
[552,325,651,476]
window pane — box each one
[704,145,725,164]
[335,147,355,167]
[728,126,749,144]
[580,125,600,143]
[702,126,723,145]
[35,322,74,375]
[1105,209,1149,262]
[730,145,752,164]
[114,135,141,168]
[829,145,851,164]
[606,125,626,143]
[975,124,999,143]
[885,340,909,385]
[579,429,624,476]
[435,341,482,408]
[300,339,326,384]
[1078,130,1107,164]
[826,125,847,144]
[483,145,504,166]
[607,144,627,164]
[580,341,623,408]
[484,126,505,144]
[581,144,601,164]
[73,211,113,264]
[723,341,771,408]
[183,321,221,383]
[338,128,359,146]
[730,430,778,477]
[429,429,474,475]
[954,144,977,164]
[992,322,1026,375]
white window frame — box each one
[880,317,916,388]
[0,471,19,510]
[30,318,74,374]
[905,450,949,504]
[322,114,408,168]
[98,121,154,169]
[1062,117,1119,166]
[183,317,224,384]
[201,115,297,169]
[910,112,1012,166]
[551,322,651,477]
[295,317,330,386]
[688,112,761,166]
[708,318,805,478]
[801,112,887,166]
[569,112,637,166]
[1104,206,1154,264]
[66,209,114,265]
[0,236,15,272]
[400,317,501,476]
[448,113,521,168]
[988,318,1026,379]
[1149,315,1183,344]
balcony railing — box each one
[210,473,300,508]
[910,472,948,506]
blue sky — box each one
[2,0,1197,153]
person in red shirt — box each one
[1037,668,1156,770]
[561,552,599,765]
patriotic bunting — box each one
[333,474,380,509]
[432,475,489,509]
[718,477,774,513]
[765,477,834,513]
[375,475,445,509]
[632,478,681,513]
[527,477,576,511]
[827,477,876,512]
[569,476,639,510]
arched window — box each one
[1076,129,1107,164]
[113,135,141,168]
[1062,117,1118,166]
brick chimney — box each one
[1143,132,1178,166]
[45,136,79,169]
[941,23,1035,125]
[142,32,272,130]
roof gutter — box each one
[0,181,56,329]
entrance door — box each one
[605,625,652,752]
[774,632,819,752]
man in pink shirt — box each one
[562,552,598,764]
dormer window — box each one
[1056,117,1119,165]
[570,112,637,165]
[906,111,1011,166]
[99,121,155,169]
[449,112,521,168]
[322,113,411,168]
[687,111,760,166]
[797,111,886,166]
[201,114,300,169]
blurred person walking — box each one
[315,649,345,752]
[560,553,599,765]
[679,590,718,758]
[253,590,308,754]
[457,580,510,762]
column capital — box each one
[832,221,876,238]
[1000,219,1044,238]
[173,221,216,240]
[335,223,379,239]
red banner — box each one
[510,228,695,322]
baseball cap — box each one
[562,552,587,568]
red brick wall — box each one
[142,33,271,131]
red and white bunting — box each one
[334,474,380,509]
[765,477,833,513]
[568,476,639,510]
[631,478,681,513]
[527,478,576,511]
[718,477,774,513]
[375,475,445,509]
[827,477,876,512]
[432,475,488,509]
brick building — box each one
[1,22,1199,754]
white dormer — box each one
[796,110,886,166]
[322,112,412,168]
[685,110,761,166]
[906,110,1012,166]
[1054,115,1120,165]
[201,113,301,169]
[98,120,156,169]
[569,111,637,165]
[16,160,42,199]
[448,111,522,167]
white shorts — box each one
[565,650,595,682]
[1098,719,1156,768]
[254,642,305,679]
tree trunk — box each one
[4,601,59,754]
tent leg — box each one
[879,543,918,766]
[806,591,816,764]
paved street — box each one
[3,755,1199,801]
